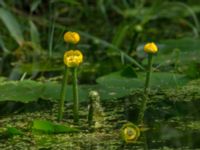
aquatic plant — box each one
[138,42,158,124]
[88,90,104,128]
[64,31,80,44]
[58,32,83,123]
[120,123,140,143]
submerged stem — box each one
[138,54,153,124]
[58,66,68,121]
[72,67,79,124]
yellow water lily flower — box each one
[64,31,80,44]
[64,50,83,67]
[144,42,158,54]
[121,123,140,143]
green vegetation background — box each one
[0,0,200,110]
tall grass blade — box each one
[0,8,24,45]
[29,20,40,45]
[79,31,144,70]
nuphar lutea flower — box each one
[121,123,140,143]
[64,31,80,44]
[64,50,83,67]
[144,42,158,54]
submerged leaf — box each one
[0,127,23,139]
[6,127,23,136]
[32,120,79,134]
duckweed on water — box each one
[1,80,200,149]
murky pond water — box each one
[1,88,200,149]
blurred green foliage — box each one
[0,0,200,106]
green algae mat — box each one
[1,80,200,149]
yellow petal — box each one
[144,42,158,54]
[64,31,80,44]
[63,50,83,67]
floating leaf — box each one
[96,71,142,89]
[0,80,43,103]
[54,124,79,133]
[97,70,189,90]
[138,72,189,89]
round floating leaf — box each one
[0,80,43,103]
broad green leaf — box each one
[96,70,142,89]
[42,82,98,102]
[138,72,189,89]
[0,80,43,103]
[0,8,24,45]
[41,81,135,101]
[32,120,79,134]
[95,84,134,100]
[54,124,79,133]
[32,120,54,133]
[0,72,188,104]
[97,70,189,90]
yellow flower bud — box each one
[64,50,83,67]
[144,42,158,54]
[121,123,140,143]
[64,31,80,44]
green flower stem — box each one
[58,66,68,121]
[144,54,153,94]
[72,67,79,124]
[138,54,153,124]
